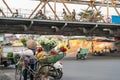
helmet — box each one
[26,39,37,49]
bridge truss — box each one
[0,0,120,37]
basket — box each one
[39,52,66,63]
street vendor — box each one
[22,39,37,80]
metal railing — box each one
[0,7,113,23]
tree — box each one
[64,15,73,21]
[78,9,103,22]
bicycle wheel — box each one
[37,64,59,80]
[15,65,23,80]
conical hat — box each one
[26,39,37,49]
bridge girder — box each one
[0,17,120,37]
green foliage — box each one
[64,15,73,21]
[78,9,103,22]
[40,37,59,52]
[20,38,27,46]
[7,52,13,58]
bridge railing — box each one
[0,7,113,23]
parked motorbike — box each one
[92,51,105,56]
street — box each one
[1,56,120,80]
[62,56,120,80]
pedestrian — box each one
[72,9,76,20]
[12,9,19,17]
[22,39,37,80]
[37,10,43,18]
[35,10,47,19]
[62,8,67,20]
[38,10,44,17]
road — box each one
[0,65,15,80]
[62,56,120,80]
[1,56,120,80]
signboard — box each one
[112,15,120,24]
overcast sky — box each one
[0,0,119,17]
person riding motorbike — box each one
[76,48,87,60]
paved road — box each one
[1,56,120,80]
[62,57,120,80]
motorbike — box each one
[92,51,105,56]
[76,54,87,60]
[76,48,88,60]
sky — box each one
[0,0,119,18]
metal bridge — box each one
[0,0,120,37]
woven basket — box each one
[26,40,37,49]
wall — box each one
[66,39,114,57]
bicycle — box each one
[36,53,66,80]
[14,55,60,80]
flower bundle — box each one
[36,52,45,59]
[60,44,68,52]
[36,37,68,62]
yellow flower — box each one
[36,52,43,58]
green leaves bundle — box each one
[40,37,58,52]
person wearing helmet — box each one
[23,39,37,80]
